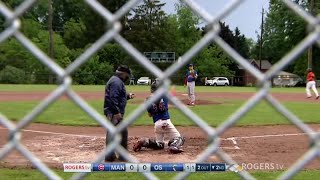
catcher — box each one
[133,81,185,154]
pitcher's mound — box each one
[179,99,221,106]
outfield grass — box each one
[0,84,307,93]
[0,99,319,126]
[0,168,319,180]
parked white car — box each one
[205,77,229,86]
[137,77,151,85]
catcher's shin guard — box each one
[148,138,165,150]
[169,136,185,154]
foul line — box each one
[0,127,316,150]
[225,132,316,140]
[0,127,103,139]
[223,132,317,150]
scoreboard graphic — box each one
[63,163,228,172]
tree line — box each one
[256,0,320,78]
[2,0,314,85]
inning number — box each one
[143,165,147,170]
[130,165,134,170]
[197,165,200,170]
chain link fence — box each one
[0,0,319,180]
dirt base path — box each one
[1,123,320,171]
[0,91,315,103]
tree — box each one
[0,16,4,32]
[246,38,256,59]
[219,22,235,48]
[233,27,249,58]
[98,43,129,69]
[82,0,129,43]
[261,0,307,75]
[0,0,252,85]
[63,18,87,49]
[125,0,169,52]
[175,3,201,55]
[197,45,234,76]
[0,18,71,83]
[0,38,35,72]
[74,54,113,84]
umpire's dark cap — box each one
[189,63,193,67]
[117,65,132,76]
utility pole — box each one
[308,0,315,69]
[48,0,54,84]
[259,7,264,71]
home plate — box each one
[182,94,188,96]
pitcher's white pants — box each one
[187,81,195,103]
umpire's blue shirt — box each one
[104,75,128,115]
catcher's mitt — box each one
[133,139,146,152]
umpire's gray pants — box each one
[105,114,128,161]
[187,81,195,103]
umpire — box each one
[104,65,135,162]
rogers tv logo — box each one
[63,163,92,172]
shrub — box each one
[0,65,29,84]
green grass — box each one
[0,85,318,180]
[1,99,319,127]
[0,84,307,93]
[0,168,319,180]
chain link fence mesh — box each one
[0,0,319,180]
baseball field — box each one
[1,84,320,180]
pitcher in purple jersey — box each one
[185,64,198,106]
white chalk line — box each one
[0,127,102,139]
[227,137,240,150]
[0,127,316,150]
[225,132,316,140]
[223,132,318,150]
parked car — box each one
[205,77,229,86]
[137,77,151,85]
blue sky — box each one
[161,0,270,40]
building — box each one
[273,71,302,87]
[236,59,272,86]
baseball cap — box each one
[117,65,132,76]
[189,64,193,67]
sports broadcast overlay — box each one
[63,163,230,172]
